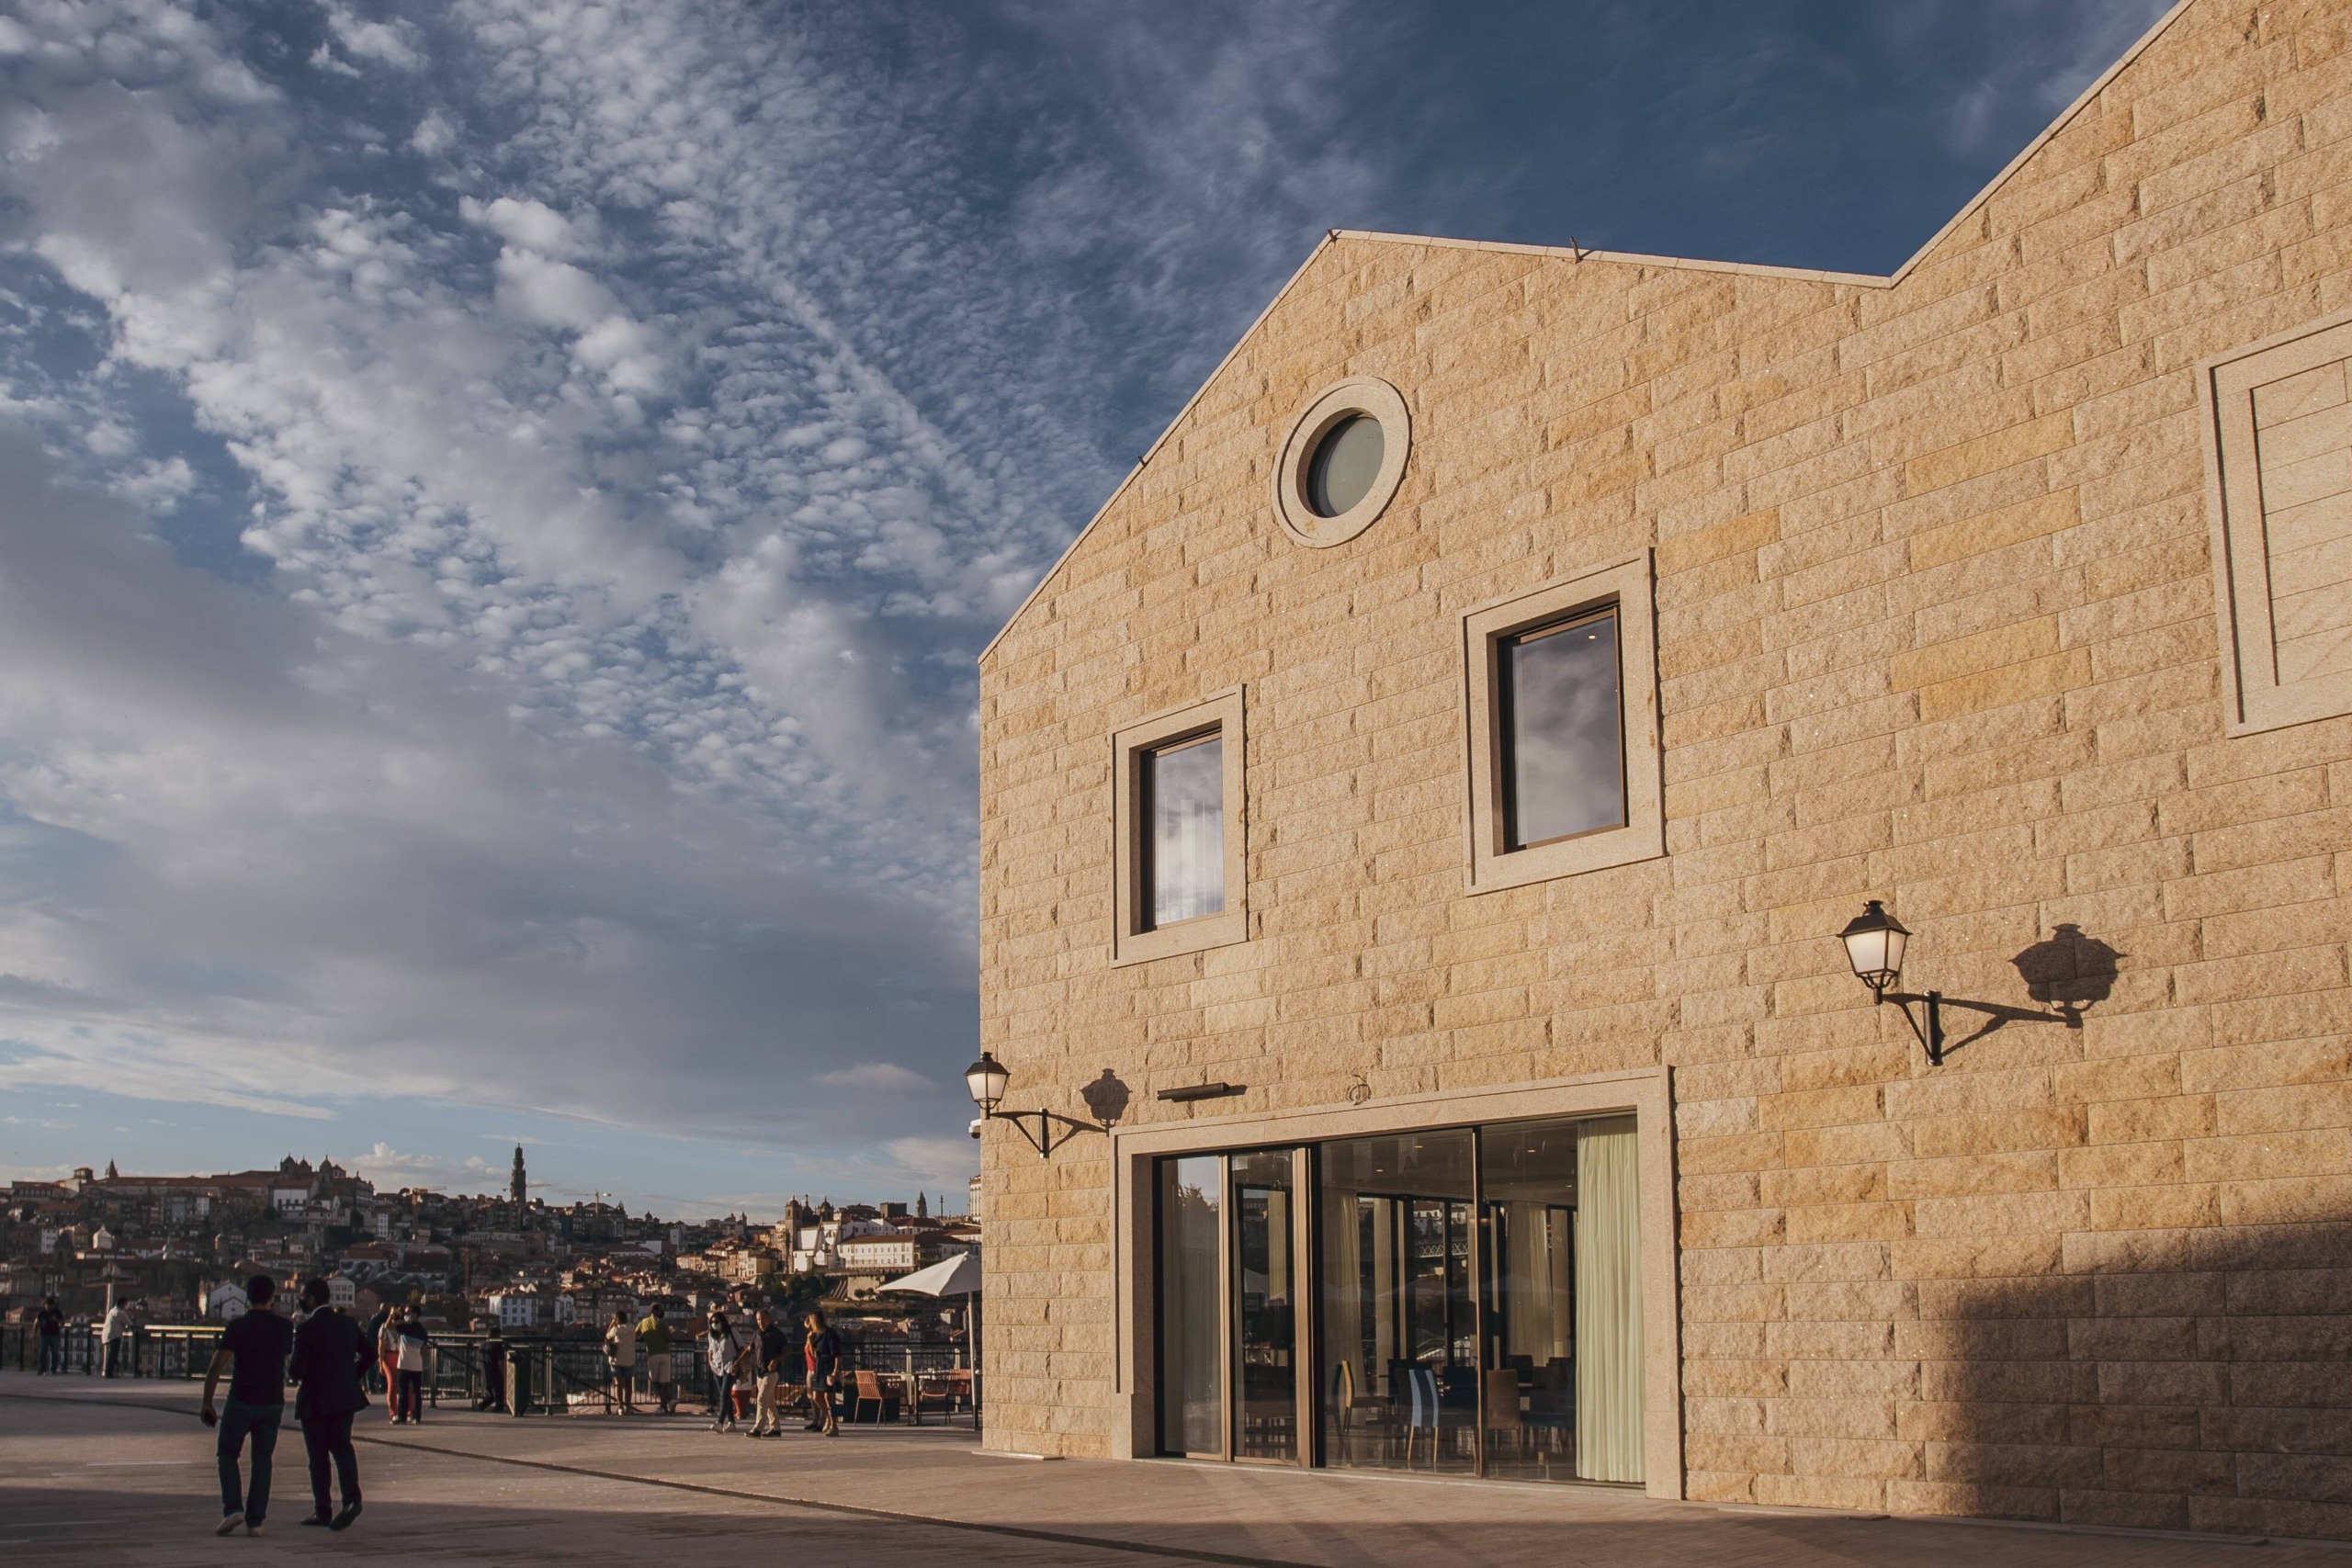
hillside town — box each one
[0,1149,980,1350]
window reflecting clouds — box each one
[1500,610,1625,850]
[1147,733,1224,926]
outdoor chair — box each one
[850,1369,887,1424]
[910,1372,956,1425]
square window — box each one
[1114,689,1248,964]
[1463,557,1663,893]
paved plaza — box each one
[3,1374,2346,1567]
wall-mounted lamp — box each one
[964,1051,1106,1156]
[1838,900,1943,1066]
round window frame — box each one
[1272,376,1410,548]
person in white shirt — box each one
[704,1309,745,1432]
[603,1310,638,1414]
[101,1302,131,1378]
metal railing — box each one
[0,1323,977,1423]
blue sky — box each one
[0,0,2171,1216]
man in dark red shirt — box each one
[202,1275,292,1537]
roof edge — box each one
[978,231,1339,665]
[1333,230,1891,289]
[1887,0,2199,286]
[977,0,2203,666]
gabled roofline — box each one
[978,232,1339,665]
[978,0,2199,666]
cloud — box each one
[345,1142,498,1192]
[813,1063,930,1092]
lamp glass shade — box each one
[965,1052,1011,1112]
[1838,900,1909,987]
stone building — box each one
[976,0,2352,1538]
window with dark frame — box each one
[1141,729,1225,929]
[1498,605,1628,852]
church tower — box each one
[509,1145,526,1207]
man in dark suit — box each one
[288,1277,368,1531]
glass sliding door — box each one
[1157,1155,1224,1456]
[1478,1118,1578,1480]
[1229,1150,1298,1461]
[1475,1114,1645,1483]
[1156,1147,1306,1463]
[1316,1129,1476,1473]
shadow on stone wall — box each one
[1935,1212,2352,1539]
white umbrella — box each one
[878,1250,981,1297]
[881,1250,983,1428]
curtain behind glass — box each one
[1147,736,1223,927]
[1574,1117,1644,1483]
[1159,1156,1223,1454]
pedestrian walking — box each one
[704,1308,744,1431]
[802,1308,842,1437]
[100,1300,130,1377]
[288,1277,367,1532]
[34,1296,63,1374]
[603,1309,638,1414]
[638,1306,675,1415]
[201,1273,289,1537]
[391,1309,429,1424]
[747,1309,787,1438]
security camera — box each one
[968,1118,983,1140]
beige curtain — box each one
[1503,1201,1553,1360]
[1323,1192,1364,1406]
[1575,1116,1645,1483]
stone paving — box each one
[5,1374,2346,1566]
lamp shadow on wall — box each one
[1933,925,2127,1057]
[1080,1070,1131,1129]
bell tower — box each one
[509,1145,526,1207]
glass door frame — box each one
[1153,1145,1315,1464]
[1304,1131,1496,1476]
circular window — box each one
[1307,414,1384,517]
[1272,377,1409,548]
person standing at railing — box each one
[36,1296,63,1374]
[476,1322,509,1414]
[603,1309,638,1415]
[288,1277,367,1532]
[704,1308,745,1432]
[391,1309,429,1425]
[374,1309,401,1419]
[101,1301,130,1378]
[638,1306,675,1415]
[200,1273,289,1538]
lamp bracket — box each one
[1875,987,1945,1066]
[984,1108,1104,1158]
